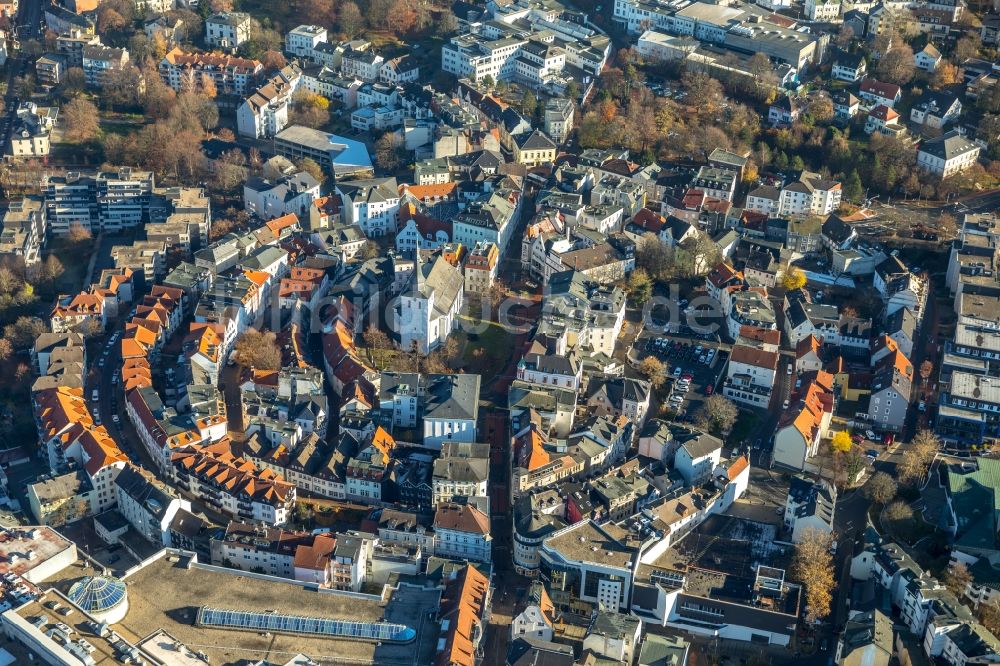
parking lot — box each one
[639,335,728,422]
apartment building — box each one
[286,24,328,57]
[42,169,155,236]
[170,442,296,526]
[205,12,251,51]
[917,130,982,177]
[0,196,46,265]
[159,47,262,96]
[81,45,129,87]
[335,177,400,237]
[746,171,842,217]
[237,65,302,139]
[723,344,779,408]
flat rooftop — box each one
[544,521,636,570]
[12,589,127,666]
[138,630,220,666]
[45,552,441,665]
[958,293,1000,324]
[951,372,1000,404]
[0,526,76,581]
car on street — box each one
[865,429,877,441]
[782,399,790,409]
[866,449,878,461]
[786,364,793,375]
[112,415,120,424]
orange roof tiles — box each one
[516,425,550,471]
[739,325,781,347]
[796,334,823,358]
[293,534,336,571]
[171,442,293,504]
[436,565,490,666]
[79,427,128,475]
[727,455,750,481]
[35,387,91,439]
[163,47,260,71]
[243,269,271,288]
[266,213,299,236]
[400,182,458,201]
[371,426,396,462]
[707,262,744,288]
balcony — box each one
[723,378,772,397]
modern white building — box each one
[745,171,842,218]
[205,12,252,51]
[243,171,320,220]
[114,464,190,547]
[335,177,400,237]
[917,130,981,177]
[723,344,779,408]
[783,475,836,543]
[286,24,328,57]
[237,65,302,139]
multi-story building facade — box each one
[335,177,400,237]
[159,47,262,96]
[917,130,982,177]
[433,502,492,563]
[205,12,252,51]
[723,344,779,408]
[42,169,155,236]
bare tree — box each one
[865,472,898,505]
[791,528,835,623]
[898,429,939,485]
[3,316,47,348]
[232,328,281,370]
[62,98,100,143]
[694,395,738,435]
[637,356,667,389]
[68,223,93,244]
[980,601,1000,635]
[942,561,973,598]
[877,45,916,85]
[363,326,393,369]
